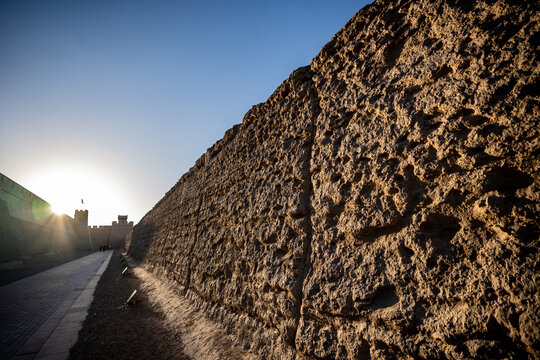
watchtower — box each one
[74,210,88,226]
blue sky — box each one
[0,0,371,226]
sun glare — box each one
[22,165,127,225]
[50,203,64,215]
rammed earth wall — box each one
[128,0,539,358]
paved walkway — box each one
[0,251,113,360]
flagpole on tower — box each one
[81,198,93,251]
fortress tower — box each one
[117,215,128,225]
[74,210,88,227]
[89,214,133,249]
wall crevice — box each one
[292,73,322,348]
[184,193,204,290]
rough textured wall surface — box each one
[128,0,539,358]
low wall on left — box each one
[0,173,91,262]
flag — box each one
[81,199,84,205]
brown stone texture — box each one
[128,0,539,358]
[188,67,319,356]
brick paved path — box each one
[0,252,111,360]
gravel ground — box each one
[69,250,189,360]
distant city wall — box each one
[0,173,92,262]
[89,226,111,248]
[89,216,133,249]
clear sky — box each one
[1,0,372,226]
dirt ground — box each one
[69,250,189,360]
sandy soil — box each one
[69,250,189,360]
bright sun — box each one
[22,165,126,225]
[50,202,64,215]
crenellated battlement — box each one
[74,209,88,226]
[89,214,133,249]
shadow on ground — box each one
[0,251,94,287]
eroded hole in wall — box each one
[339,110,355,128]
[419,213,461,250]
[397,134,408,143]
[327,200,345,218]
[464,114,490,127]
[489,78,517,104]
[369,286,399,310]
[478,123,506,137]
[275,246,289,257]
[459,58,471,69]
[484,316,528,358]
[453,107,475,118]
[340,182,352,198]
[516,224,539,243]
[408,140,424,149]
[398,244,415,263]
[404,85,422,96]
[330,172,342,182]
[384,36,407,68]
[291,209,306,219]
[432,64,453,81]
[519,79,539,98]
[445,188,468,206]
[466,147,500,166]
[264,233,278,244]
[482,166,533,194]
[413,110,444,135]
[224,266,232,279]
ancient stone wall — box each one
[0,173,92,261]
[89,226,111,248]
[128,0,539,358]
[89,216,133,249]
[0,173,50,225]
